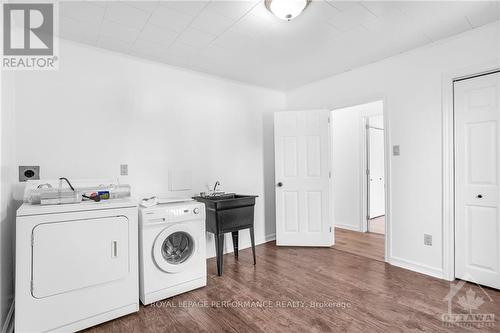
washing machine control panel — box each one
[142,203,205,224]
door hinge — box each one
[328,117,330,124]
[329,226,332,232]
[366,169,369,175]
[329,171,331,178]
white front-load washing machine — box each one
[15,198,139,333]
[139,200,207,304]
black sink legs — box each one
[215,233,224,276]
[213,228,256,276]
[249,227,256,265]
[231,231,239,259]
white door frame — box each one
[331,97,391,262]
[363,120,385,231]
[442,60,500,281]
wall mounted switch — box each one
[424,234,432,246]
[120,164,128,176]
[393,145,400,156]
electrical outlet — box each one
[424,234,432,246]
[393,145,400,156]
[19,166,40,182]
[120,164,128,176]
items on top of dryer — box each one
[23,178,131,205]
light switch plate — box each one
[120,164,128,176]
[393,145,400,156]
[424,234,432,246]
[19,166,40,182]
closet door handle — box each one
[277,182,283,187]
[477,194,483,199]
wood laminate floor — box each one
[368,216,385,234]
[85,242,500,333]
[334,227,385,262]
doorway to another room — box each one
[330,100,387,262]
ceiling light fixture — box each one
[265,0,312,21]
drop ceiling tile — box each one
[190,9,236,36]
[84,1,106,8]
[326,1,359,12]
[131,39,169,56]
[467,1,500,28]
[138,23,178,46]
[97,35,132,54]
[59,16,100,44]
[105,2,151,29]
[211,30,257,52]
[159,1,208,16]
[177,28,216,48]
[167,41,200,57]
[362,8,408,32]
[100,19,141,44]
[360,1,402,18]
[421,16,472,41]
[126,1,160,13]
[60,1,105,25]
[148,5,193,32]
[328,3,377,31]
[206,0,259,20]
[301,0,340,21]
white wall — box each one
[0,68,16,328]
[3,40,284,292]
[331,101,383,231]
[287,21,500,278]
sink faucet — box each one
[213,181,221,192]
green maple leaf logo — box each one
[457,288,484,313]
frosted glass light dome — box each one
[265,0,311,21]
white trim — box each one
[389,256,444,280]
[360,117,368,233]
[382,97,391,262]
[1,301,14,333]
[441,60,500,282]
[335,224,362,232]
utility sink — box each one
[193,194,258,276]
[193,194,257,210]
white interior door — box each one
[368,124,385,218]
[274,110,332,246]
[454,71,500,289]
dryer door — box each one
[153,223,198,273]
[32,216,129,298]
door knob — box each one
[477,194,483,199]
[277,182,283,187]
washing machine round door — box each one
[153,223,198,273]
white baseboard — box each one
[334,224,362,232]
[389,256,444,280]
[1,301,14,333]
